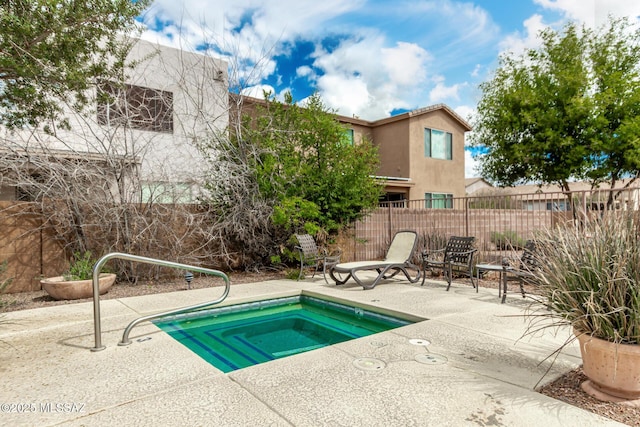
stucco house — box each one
[0,39,229,203]
[338,104,472,206]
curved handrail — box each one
[91,252,230,352]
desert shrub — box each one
[490,230,526,250]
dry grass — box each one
[535,212,640,344]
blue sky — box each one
[138,0,640,177]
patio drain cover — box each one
[353,357,386,371]
[409,338,430,346]
[415,353,448,365]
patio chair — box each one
[422,236,476,291]
[328,230,421,290]
[294,234,341,283]
[506,240,541,297]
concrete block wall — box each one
[0,202,66,293]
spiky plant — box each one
[534,211,640,344]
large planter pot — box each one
[40,273,116,300]
[575,328,640,405]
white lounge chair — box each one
[329,230,421,289]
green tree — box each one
[200,91,382,265]
[253,92,382,233]
[0,0,150,128]
[472,16,640,201]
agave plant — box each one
[534,211,640,344]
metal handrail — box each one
[91,252,230,352]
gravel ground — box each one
[1,269,638,426]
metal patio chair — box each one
[505,239,541,297]
[422,235,477,290]
[294,234,341,283]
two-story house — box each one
[338,104,472,206]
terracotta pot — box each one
[41,273,116,300]
[575,328,640,403]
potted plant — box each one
[40,251,116,300]
[532,211,640,404]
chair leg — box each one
[445,263,453,291]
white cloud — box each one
[240,84,275,99]
[138,0,501,121]
[140,1,365,94]
[316,74,372,118]
[429,78,463,104]
[296,65,314,79]
[381,42,431,86]
[312,35,428,119]
[534,0,640,28]
[454,105,475,126]
[499,14,549,56]
[495,1,640,76]
[465,148,480,178]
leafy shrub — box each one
[490,230,526,250]
[286,269,301,280]
[63,251,99,281]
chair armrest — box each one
[452,248,477,256]
[324,254,341,263]
[422,248,445,259]
[423,247,445,254]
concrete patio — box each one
[0,276,626,426]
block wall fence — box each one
[1,187,633,293]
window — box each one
[546,201,569,211]
[425,193,453,209]
[341,128,355,145]
[424,128,452,160]
[97,82,173,133]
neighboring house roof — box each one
[337,103,472,131]
[504,178,640,195]
[235,96,473,132]
[465,177,493,195]
[465,177,491,187]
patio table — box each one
[475,263,510,303]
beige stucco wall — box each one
[372,120,410,179]
[349,123,372,145]
[408,109,466,199]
